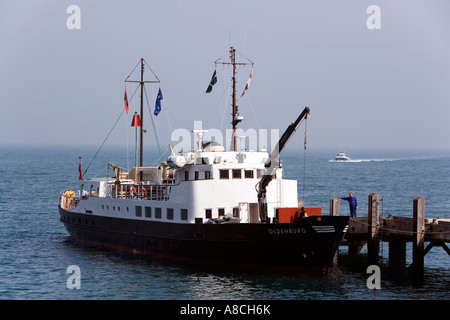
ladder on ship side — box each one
[277,179,283,207]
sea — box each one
[1,145,449,306]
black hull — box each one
[59,208,349,274]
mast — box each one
[125,57,160,182]
[231,47,237,151]
[215,47,253,151]
[140,58,144,169]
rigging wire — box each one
[124,60,141,82]
[83,107,125,176]
[143,84,162,158]
[243,94,261,131]
[235,50,254,65]
[84,58,161,177]
[303,117,308,201]
[83,84,141,176]
[204,75,233,127]
[124,58,160,83]
[143,58,161,82]
[151,147,171,166]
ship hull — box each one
[59,207,348,274]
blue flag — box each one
[154,88,163,116]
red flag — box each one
[124,87,129,114]
[131,112,141,127]
[240,72,252,97]
[78,157,83,180]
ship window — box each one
[205,209,212,219]
[218,208,225,216]
[195,171,199,180]
[219,169,229,179]
[181,209,188,221]
[155,207,162,219]
[184,171,189,181]
[233,207,239,218]
[167,208,174,220]
[232,169,241,179]
[257,169,264,179]
[244,169,254,178]
[145,207,152,218]
[135,206,142,217]
[205,171,211,179]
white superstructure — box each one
[60,140,298,225]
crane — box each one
[257,106,310,223]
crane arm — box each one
[257,106,310,222]
[108,162,122,181]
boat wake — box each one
[328,158,399,163]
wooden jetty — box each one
[330,193,450,279]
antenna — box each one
[192,129,208,152]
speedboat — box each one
[335,151,350,161]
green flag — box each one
[205,69,217,93]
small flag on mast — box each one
[78,157,83,180]
[154,88,163,116]
[131,112,141,127]
[240,72,252,97]
[124,87,129,114]
[205,69,217,93]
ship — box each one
[58,48,349,274]
[335,151,351,161]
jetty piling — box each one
[367,193,380,265]
[412,196,425,280]
[335,193,450,279]
[329,197,340,217]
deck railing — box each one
[110,184,170,201]
[59,194,79,210]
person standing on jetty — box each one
[341,193,358,217]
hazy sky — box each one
[1,0,450,152]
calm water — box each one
[0,145,449,301]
